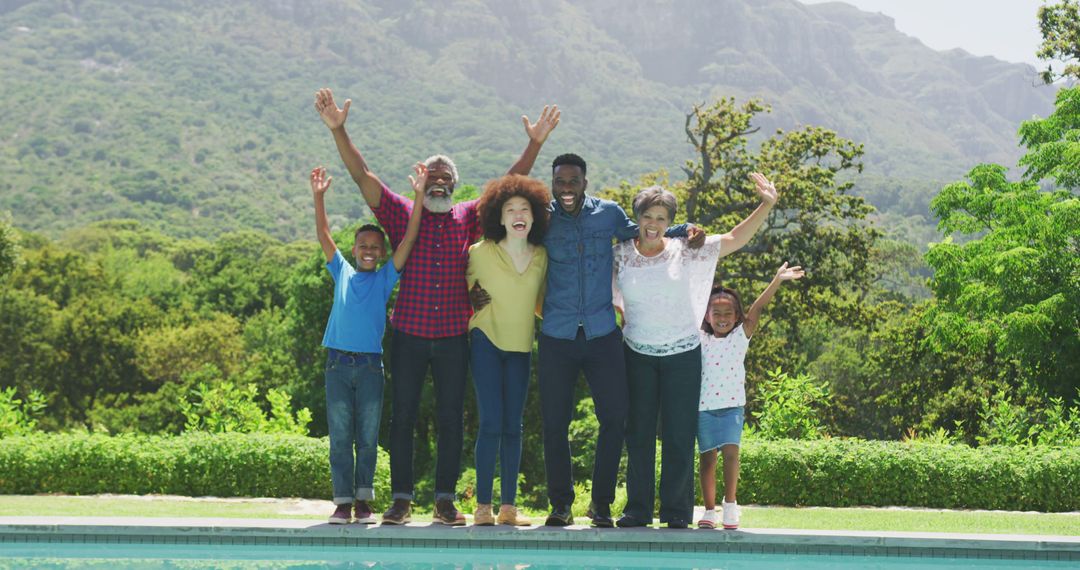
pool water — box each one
[0,543,1075,569]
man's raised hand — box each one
[749,172,778,207]
[310,166,332,196]
[523,105,561,145]
[314,88,351,131]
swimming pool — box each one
[0,542,1077,569]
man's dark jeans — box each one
[388,329,468,501]
[538,327,628,509]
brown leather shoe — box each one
[496,504,532,526]
[434,498,466,526]
[473,503,495,526]
[381,498,412,525]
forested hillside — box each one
[0,0,1057,240]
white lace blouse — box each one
[612,235,724,356]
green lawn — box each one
[0,496,1077,536]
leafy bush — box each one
[738,438,1080,512]
[2,434,1077,512]
[752,367,830,440]
[0,387,46,437]
[0,433,388,502]
[179,373,312,435]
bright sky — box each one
[800,0,1046,66]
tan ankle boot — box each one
[474,503,495,526]
[496,504,532,526]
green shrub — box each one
[738,439,1080,512]
[0,433,388,502]
[753,367,830,440]
[0,387,46,437]
[2,434,1077,512]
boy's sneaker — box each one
[697,508,719,529]
[353,500,376,524]
[721,501,740,529]
[328,503,352,525]
[382,499,412,525]
[434,498,467,526]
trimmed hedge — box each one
[739,439,1080,512]
[1,434,1077,512]
[0,433,385,500]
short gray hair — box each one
[423,154,459,185]
[632,185,677,219]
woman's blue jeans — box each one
[470,329,531,505]
[325,351,384,505]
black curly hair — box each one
[476,174,551,245]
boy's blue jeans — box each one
[325,350,384,505]
[470,328,531,506]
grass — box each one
[1,496,1078,536]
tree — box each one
[601,98,881,378]
[1019,87,1080,190]
[0,217,18,279]
[1037,0,1080,83]
[926,164,1080,400]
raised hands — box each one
[749,172,778,207]
[522,105,561,145]
[310,166,332,196]
[314,88,351,131]
[408,162,428,207]
[774,262,805,282]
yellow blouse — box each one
[466,240,547,353]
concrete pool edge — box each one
[1,517,1078,561]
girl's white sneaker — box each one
[697,508,719,529]
[721,501,740,529]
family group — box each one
[309,88,803,530]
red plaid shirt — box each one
[371,184,481,338]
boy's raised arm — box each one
[315,88,386,208]
[392,163,428,271]
[743,262,804,336]
[310,166,337,263]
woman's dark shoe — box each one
[615,514,648,528]
[586,502,613,528]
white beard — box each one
[424,185,453,213]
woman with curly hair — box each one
[467,174,551,526]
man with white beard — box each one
[314,88,559,525]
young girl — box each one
[696,262,804,530]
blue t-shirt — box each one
[321,250,400,353]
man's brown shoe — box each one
[434,498,466,526]
[381,499,412,525]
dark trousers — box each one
[388,329,468,501]
[538,327,628,508]
[622,345,702,524]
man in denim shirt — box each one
[539,153,701,527]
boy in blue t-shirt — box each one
[310,164,426,524]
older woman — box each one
[612,174,777,528]
[467,174,551,526]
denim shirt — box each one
[541,196,688,341]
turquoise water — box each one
[0,544,1075,569]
